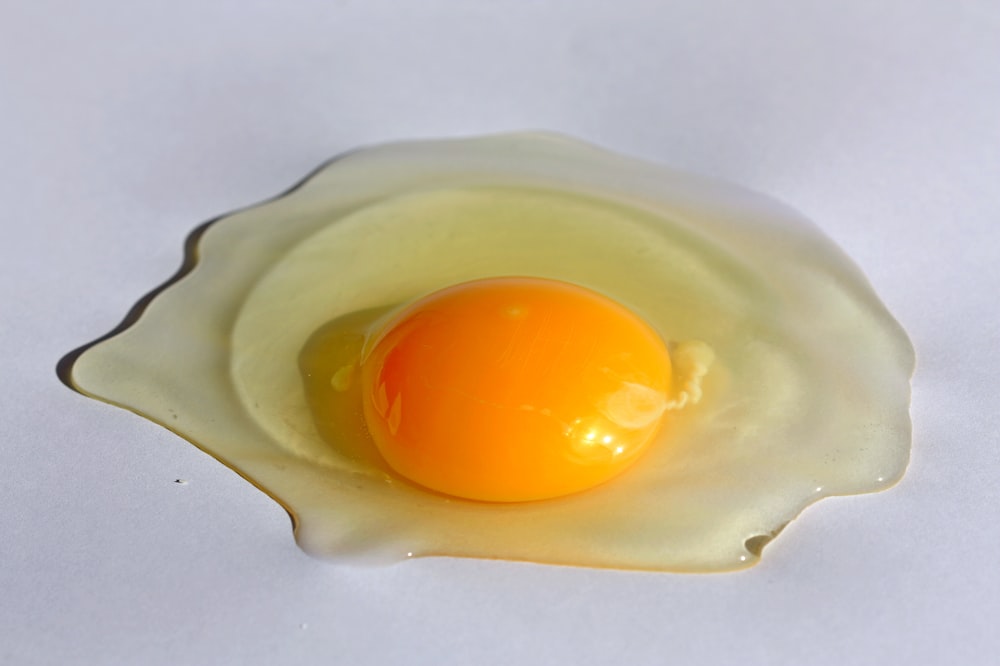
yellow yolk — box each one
[360,277,673,502]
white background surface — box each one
[3,1,998,664]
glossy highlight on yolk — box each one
[360,277,673,502]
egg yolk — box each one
[360,277,673,502]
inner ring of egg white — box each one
[232,186,755,468]
[228,182,910,571]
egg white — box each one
[71,134,914,571]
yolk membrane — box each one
[360,277,673,502]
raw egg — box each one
[64,133,914,572]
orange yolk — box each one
[360,277,673,502]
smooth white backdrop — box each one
[2,1,998,664]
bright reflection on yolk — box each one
[360,277,673,502]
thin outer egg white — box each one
[68,133,914,572]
